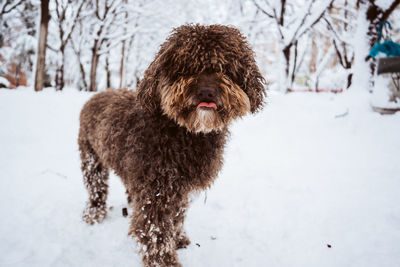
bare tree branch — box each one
[252,0,273,18]
[0,0,23,16]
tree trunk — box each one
[15,62,21,87]
[291,41,298,86]
[119,39,126,88]
[347,73,353,88]
[282,44,292,91]
[34,0,50,92]
[283,45,291,79]
[89,40,99,92]
[119,1,128,89]
[106,55,111,89]
[55,46,66,91]
[79,59,88,91]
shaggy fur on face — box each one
[159,73,251,133]
[78,24,266,267]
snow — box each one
[375,0,394,11]
[1,88,400,266]
[0,77,10,88]
[371,75,400,108]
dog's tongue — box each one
[197,102,217,110]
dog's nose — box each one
[197,87,216,101]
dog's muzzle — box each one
[196,87,218,110]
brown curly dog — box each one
[78,24,266,267]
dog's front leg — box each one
[129,194,184,267]
[173,199,191,250]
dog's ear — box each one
[137,42,176,113]
[137,62,160,113]
[220,25,266,114]
[243,64,267,114]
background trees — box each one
[0,0,37,88]
[323,0,356,89]
[49,0,86,91]
[0,0,399,93]
[252,0,334,91]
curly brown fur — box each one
[78,24,266,267]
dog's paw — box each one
[176,234,191,249]
[82,204,107,224]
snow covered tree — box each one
[48,0,86,91]
[70,18,89,91]
[356,0,400,87]
[358,0,400,51]
[323,0,357,88]
[252,0,334,91]
[83,0,132,91]
[0,1,24,51]
[0,0,37,87]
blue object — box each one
[378,21,392,41]
[370,40,400,58]
[369,21,400,58]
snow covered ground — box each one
[1,88,400,267]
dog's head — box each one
[137,24,266,133]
